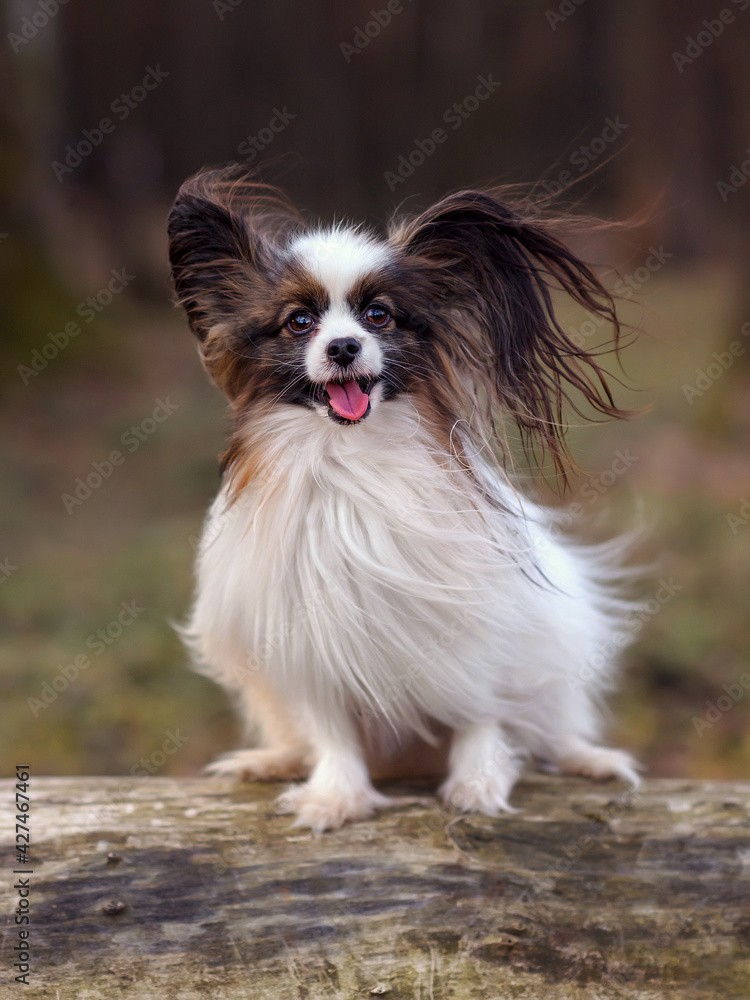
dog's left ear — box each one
[167,168,298,343]
[390,190,630,471]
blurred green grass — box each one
[1,267,749,780]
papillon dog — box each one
[167,168,640,832]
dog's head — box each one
[168,169,629,472]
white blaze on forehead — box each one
[287,227,389,391]
[288,227,392,304]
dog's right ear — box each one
[167,169,296,341]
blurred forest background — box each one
[1,0,749,782]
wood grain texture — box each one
[3,775,750,999]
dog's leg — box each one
[524,683,641,787]
[206,673,312,781]
[439,722,522,815]
[551,734,641,787]
[276,705,391,832]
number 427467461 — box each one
[15,765,30,865]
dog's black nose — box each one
[327,337,361,366]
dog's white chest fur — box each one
[187,400,619,741]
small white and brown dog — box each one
[168,169,640,832]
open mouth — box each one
[318,376,377,423]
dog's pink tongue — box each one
[326,380,369,420]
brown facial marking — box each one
[198,258,332,414]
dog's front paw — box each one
[556,741,641,788]
[205,747,310,781]
[275,782,392,832]
[439,771,518,817]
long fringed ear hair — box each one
[167,167,300,343]
[389,190,632,482]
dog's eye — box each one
[287,311,315,335]
[364,304,390,328]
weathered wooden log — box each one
[3,775,750,998]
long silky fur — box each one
[168,168,641,827]
[388,189,632,480]
[186,399,630,746]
